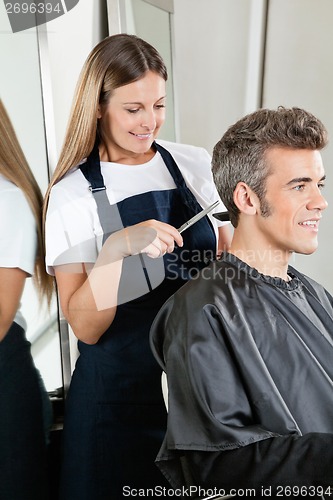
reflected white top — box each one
[45,140,228,275]
[0,174,37,330]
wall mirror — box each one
[0,2,63,395]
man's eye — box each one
[318,182,325,190]
[294,184,305,191]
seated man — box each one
[150,107,333,498]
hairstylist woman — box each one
[0,99,53,500]
[44,34,231,500]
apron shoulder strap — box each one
[80,143,105,192]
[154,142,188,189]
[80,144,123,241]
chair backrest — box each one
[161,370,168,410]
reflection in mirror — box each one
[0,98,53,499]
[0,1,62,395]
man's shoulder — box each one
[174,259,239,304]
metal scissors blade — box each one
[177,200,220,234]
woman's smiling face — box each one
[97,70,166,163]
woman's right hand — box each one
[100,220,183,263]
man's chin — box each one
[294,243,318,256]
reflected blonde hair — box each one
[0,99,54,304]
[43,33,167,224]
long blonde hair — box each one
[0,99,54,304]
[43,33,167,224]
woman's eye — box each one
[155,104,166,110]
[126,109,139,114]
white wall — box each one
[173,0,262,153]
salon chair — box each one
[161,372,234,500]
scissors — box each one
[177,200,220,233]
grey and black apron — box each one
[59,142,217,499]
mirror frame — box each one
[106,0,174,34]
[36,25,71,393]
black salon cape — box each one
[150,253,333,495]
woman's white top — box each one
[0,174,37,330]
[45,140,228,275]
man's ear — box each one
[233,182,260,215]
